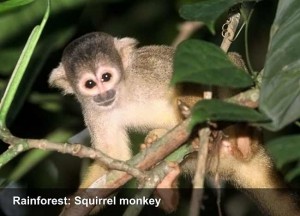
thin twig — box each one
[172,21,204,47]
[123,161,172,216]
[189,9,242,216]
[0,130,146,181]
[220,12,240,53]
[188,90,211,216]
[188,128,210,216]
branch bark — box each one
[220,12,240,53]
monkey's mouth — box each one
[96,97,115,106]
[93,90,116,107]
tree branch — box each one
[220,12,240,52]
[0,129,146,180]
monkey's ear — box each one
[49,63,74,94]
[114,37,138,69]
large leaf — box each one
[0,0,50,127]
[179,0,257,34]
[267,135,300,169]
[190,99,269,128]
[259,0,300,131]
[6,27,76,126]
[0,0,80,124]
[172,39,253,88]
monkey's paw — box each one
[140,128,168,150]
[155,162,181,213]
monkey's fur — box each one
[49,32,300,216]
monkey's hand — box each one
[155,162,181,213]
[140,129,181,213]
[140,128,168,150]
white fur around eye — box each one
[78,74,100,96]
[96,66,121,90]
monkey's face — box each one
[76,65,122,108]
[55,32,134,109]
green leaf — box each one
[0,0,34,13]
[267,135,300,169]
[286,167,300,182]
[259,0,300,131]
[6,27,76,125]
[172,40,253,88]
[0,0,50,127]
[190,99,269,128]
[179,0,257,34]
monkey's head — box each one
[49,32,138,109]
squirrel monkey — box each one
[49,32,300,215]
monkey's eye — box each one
[101,73,112,82]
[85,80,96,89]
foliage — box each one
[172,39,253,88]
[189,99,268,129]
[258,0,300,131]
[173,0,300,184]
[0,0,50,127]
[267,135,300,181]
[179,0,258,34]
